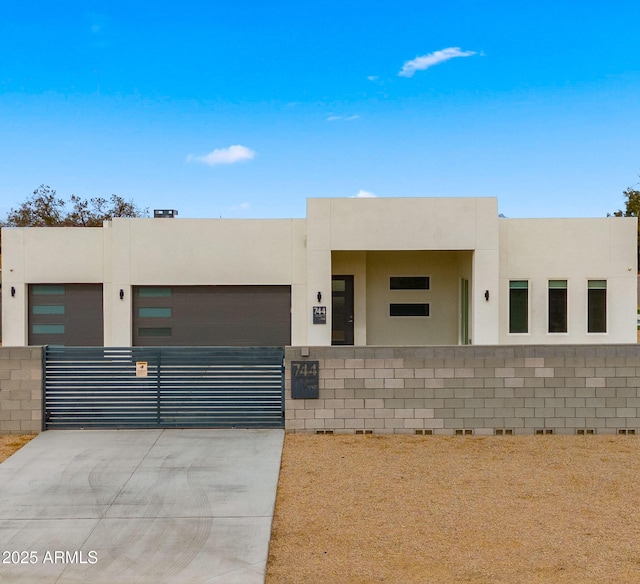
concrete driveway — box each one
[0,429,284,584]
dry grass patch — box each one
[0,434,35,463]
[266,433,640,584]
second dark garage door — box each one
[133,285,291,346]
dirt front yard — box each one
[266,434,640,584]
[0,434,35,463]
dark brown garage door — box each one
[132,285,291,346]
[28,284,104,346]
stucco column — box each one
[471,249,500,344]
[306,199,332,346]
[1,229,28,346]
[105,219,133,346]
[306,250,332,345]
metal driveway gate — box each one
[44,346,284,429]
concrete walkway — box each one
[0,429,284,583]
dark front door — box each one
[332,275,354,345]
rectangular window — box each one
[138,287,172,298]
[332,279,346,292]
[32,285,65,295]
[390,303,429,317]
[548,280,568,333]
[509,280,528,333]
[138,307,172,318]
[32,324,65,335]
[588,280,607,333]
[32,305,65,315]
[390,277,430,290]
[138,327,172,337]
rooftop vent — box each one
[153,209,178,219]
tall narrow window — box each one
[588,280,607,333]
[548,280,568,333]
[509,280,528,333]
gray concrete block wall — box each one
[284,345,640,435]
[0,347,43,434]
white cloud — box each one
[193,145,255,166]
[367,75,379,82]
[351,190,377,198]
[86,12,109,48]
[398,47,476,77]
[327,115,360,122]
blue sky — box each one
[0,1,639,219]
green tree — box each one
[64,193,146,226]
[0,185,148,251]
[3,185,65,227]
[2,185,147,227]
[609,186,640,218]
[609,184,640,266]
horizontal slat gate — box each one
[44,347,284,429]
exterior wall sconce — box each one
[317,291,322,302]
[119,289,125,300]
[484,290,490,301]
[11,286,16,297]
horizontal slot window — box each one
[32,324,65,335]
[138,327,172,337]
[390,277,430,290]
[32,305,65,315]
[509,280,528,289]
[138,307,172,318]
[332,279,346,292]
[138,287,172,298]
[588,280,606,289]
[549,280,567,289]
[390,303,429,317]
[32,285,65,295]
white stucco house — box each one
[1,197,637,347]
